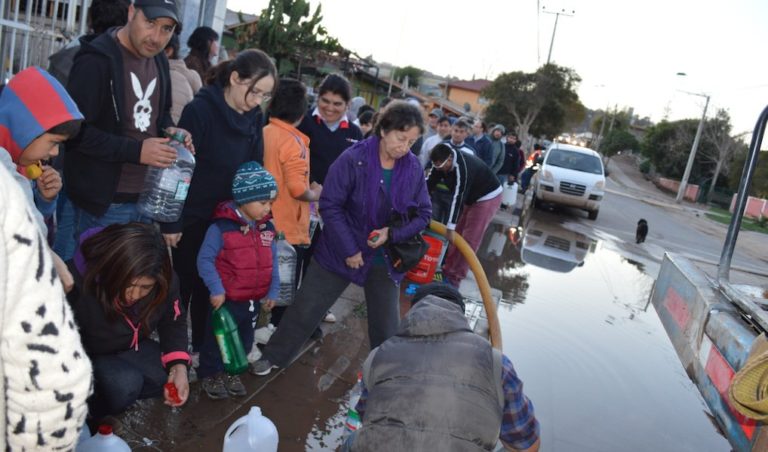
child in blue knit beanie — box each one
[196,161,279,399]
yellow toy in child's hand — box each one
[25,161,43,180]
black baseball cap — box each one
[134,0,180,25]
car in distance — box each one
[532,143,605,220]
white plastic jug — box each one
[223,406,278,452]
[502,182,518,206]
[76,425,130,452]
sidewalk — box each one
[113,287,372,451]
[604,153,708,216]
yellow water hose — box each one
[429,220,503,351]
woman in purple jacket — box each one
[250,101,431,376]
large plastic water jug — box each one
[137,130,196,222]
[502,181,518,206]
[76,425,130,452]
[275,232,297,307]
[223,406,278,452]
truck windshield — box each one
[547,149,603,175]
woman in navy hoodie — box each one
[165,49,277,352]
[250,101,432,376]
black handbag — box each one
[386,208,429,273]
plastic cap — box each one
[98,424,113,435]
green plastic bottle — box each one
[212,305,248,375]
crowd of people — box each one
[0,0,541,449]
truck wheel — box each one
[588,209,599,220]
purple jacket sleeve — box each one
[318,153,360,260]
[389,162,431,244]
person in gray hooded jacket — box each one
[489,124,507,174]
[345,283,540,452]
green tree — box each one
[483,64,582,145]
[235,0,342,75]
[601,129,639,160]
[640,119,717,181]
[395,65,423,88]
[590,109,631,134]
[728,148,768,198]
[699,109,754,201]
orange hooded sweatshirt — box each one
[263,117,312,245]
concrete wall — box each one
[657,177,700,202]
[729,195,768,219]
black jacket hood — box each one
[196,82,263,137]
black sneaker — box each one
[201,374,228,399]
[224,374,247,397]
[249,359,278,376]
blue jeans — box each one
[72,202,151,244]
[197,300,259,378]
[89,340,167,419]
[52,190,76,260]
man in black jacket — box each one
[64,0,192,249]
[427,143,502,287]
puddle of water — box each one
[477,216,731,452]
[304,396,348,451]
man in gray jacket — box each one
[489,124,507,175]
[345,283,540,452]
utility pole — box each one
[676,92,710,203]
[542,6,575,64]
[595,107,608,152]
[608,105,617,133]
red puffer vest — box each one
[212,201,274,302]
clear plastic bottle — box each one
[137,130,196,222]
[308,202,320,240]
[76,425,130,452]
[344,372,364,436]
[275,232,296,307]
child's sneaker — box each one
[225,374,247,397]
[201,374,228,400]
[249,359,278,376]
[323,312,336,323]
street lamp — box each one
[675,74,710,203]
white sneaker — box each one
[247,343,263,362]
[323,312,337,323]
[253,324,275,345]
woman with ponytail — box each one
[161,49,277,352]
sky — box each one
[226,0,768,140]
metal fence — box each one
[0,0,89,81]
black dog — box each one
[636,219,649,244]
